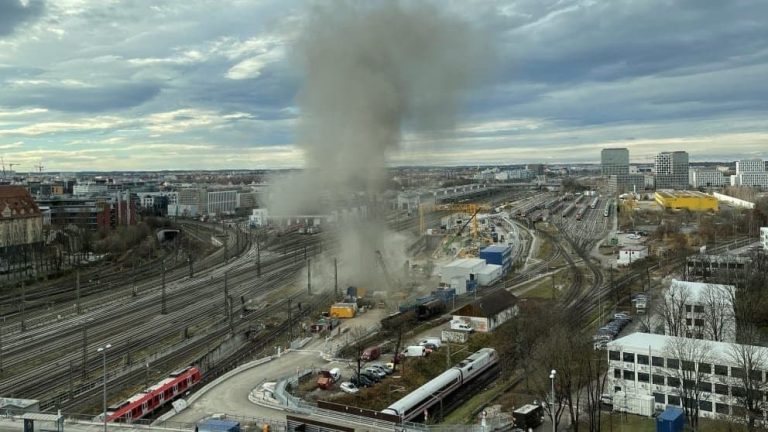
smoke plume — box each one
[267,1,483,292]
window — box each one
[668,377,681,387]
[694,319,704,327]
[624,370,635,381]
[749,390,763,401]
[682,361,695,371]
[750,370,763,381]
[614,369,621,378]
[733,387,747,398]
[699,363,711,374]
[638,373,650,383]
[700,400,712,412]
[684,379,696,389]
[732,367,746,379]
[715,384,728,395]
[667,358,680,369]
[653,392,665,404]
[637,354,649,365]
[652,356,665,367]
[652,374,665,385]
[623,352,635,363]
[668,395,681,406]
[715,403,730,415]
[700,382,712,392]
[715,365,728,376]
[609,351,620,361]
[686,318,692,325]
[694,305,705,313]
[686,305,692,312]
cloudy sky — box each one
[0,0,766,171]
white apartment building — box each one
[617,247,648,266]
[689,169,726,188]
[730,172,768,189]
[608,332,768,420]
[735,159,765,174]
[664,279,736,342]
[72,182,108,196]
[761,227,768,251]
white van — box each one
[418,337,442,348]
[402,345,427,357]
[329,368,341,382]
[450,320,473,332]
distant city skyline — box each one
[1,1,767,171]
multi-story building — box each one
[689,169,726,188]
[608,332,768,420]
[686,255,751,289]
[72,182,109,196]
[0,186,43,249]
[761,227,768,251]
[663,279,735,342]
[730,172,768,189]
[206,190,237,216]
[602,148,630,192]
[655,151,689,190]
[735,158,765,174]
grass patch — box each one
[534,237,554,260]
[586,413,654,432]
[441,378,512,424]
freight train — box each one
[105,366,202,423]
[381,348,498,421]
[575,206,586,221]
[561,203,576,218]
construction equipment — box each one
[375,249,398,291]
[419,202,490,238]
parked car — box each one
[422,343,439,352]
[601,394,614,406]
[351,375,373,388]
[340,382,359,394]
[360,371,381,383]
[370,363,393,375]
[450,320,473,332]
[418,337,442,348]
[365,367,386,379]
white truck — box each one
[402,345,427,357]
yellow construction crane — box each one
[420,202,491,238]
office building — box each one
[608,332,767,421]
[601,148,630,192]
[655,151,689,190]
[735,159,765,174]
[689,169,726,188]
[730,172,768,189]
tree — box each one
[727,326,768,431]
[659,282,691,338]
[663,337,714,431]
[700,283,736,342]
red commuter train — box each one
[106,366,202,423]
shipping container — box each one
[330,303,357,318]
[613,392,654,417]
[198,419,241,432]
[656,407,685,432]
[441,329,469,343]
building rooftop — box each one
[607,332,768,362]
[668,278,735,302]
[655,190,713,199]
[480,245,511,254]
[0,186,41,219]
[454,289,517,318]
[443,258,486,269]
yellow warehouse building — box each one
[655,190,718,211]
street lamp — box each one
[97,343,112,432]
[549,369,557,432]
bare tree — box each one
[663,337,714,431]
[659,282,691,338]
[727,326,768,431]
[700,283,735,342]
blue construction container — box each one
[479,245,512,273]
[431,288,456,303]
[656,407,685,432]
[198,419,241,432]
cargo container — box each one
[479,245,512,274]
[330,303,357,318]
[656,407,685,432]
[513,404,543,429]
[198,419,241,432]
[613,392,654,417]
[346,286,367,298]
[441,329,469,343]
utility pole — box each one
[288,298,293,342]
[227,295,234,333]
[611,264,617,304]
[20,281,26,332]
[256,237,261,277]
[307,258,311,295]
[132,257,137,297]
[76,268,82,314]
[81,327,88,379]
[69,359,73,399]
[224,271,229,318]
[224,236,229,264]
[161,262,167,315]
[551,273,556,300]
[0,325,3,374]
[188,253,194,278]
[334,258,338,298]
[446,342,451,369]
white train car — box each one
[381,348,498,421]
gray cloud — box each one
[0,0,45,37]
[0,81,161,112]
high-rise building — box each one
[654,151,689,190]
[601,148,629,192]
[736,158,765,174]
